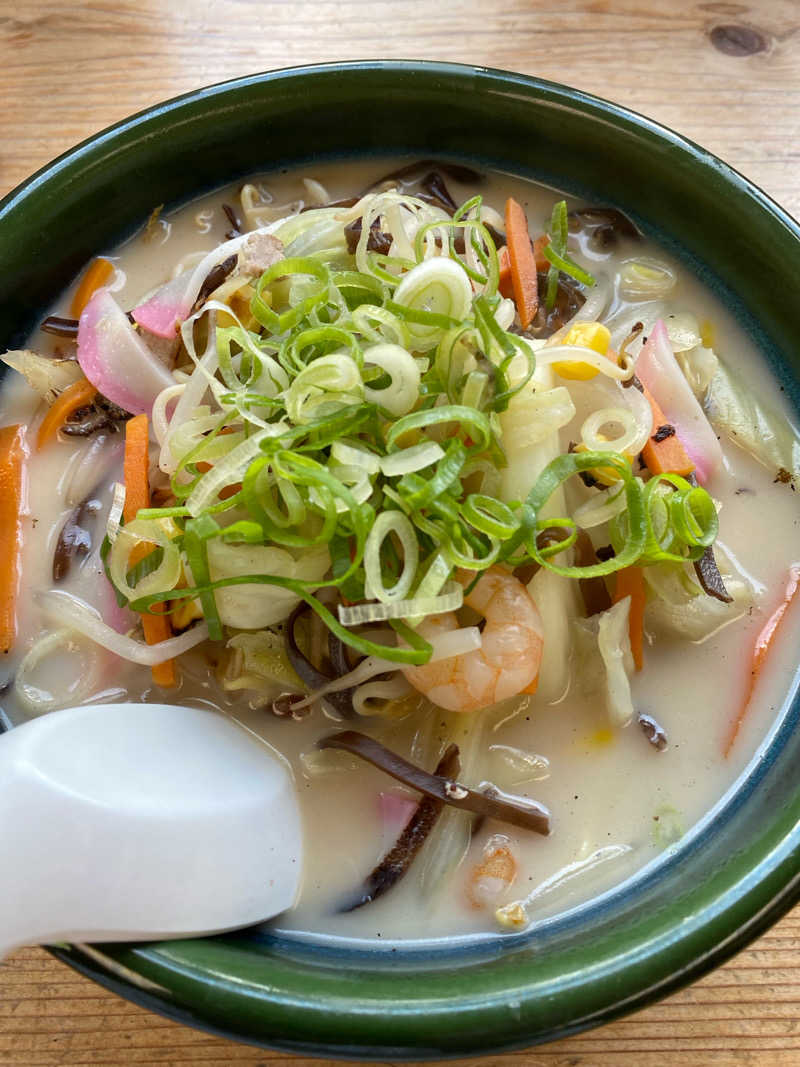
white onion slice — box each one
[392,257,473,352]
[185,428,280,516]
[14,629,101,715]
[38,590,209,665]
[364,511,419,603]
[338,583,463,627]
[331,440,381,474]
[618,258,676,301]
[363,343,421,417]
[151,383,185,447]
[494,297,517,331]
[573,484,627,530]
[106,481,126,543]
[380,441,444,477]
[581,406,646,456]
[353,676,414,717]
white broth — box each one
[1,160,799,945]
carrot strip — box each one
[123,414,177,687]
[724,564,800,757]
[613,566,646,671]
[499,236,549,301]
[504,198,539,330]
[36,377,97,450]
[0,425,28,654]
[142,615,177,688]
[532,234,551,272]
[640,382,694,477]
[123,414,152,523]
[70,256,114,318]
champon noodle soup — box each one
[1,160,798,943]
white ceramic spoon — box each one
[0,702,303,959]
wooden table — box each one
[1,1,799,1063]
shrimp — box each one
[466,835,518,909]
[403,567,544,713]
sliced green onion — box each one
[461,494,518,540]
[250,256,331,334]
[386,405,491,453]
[629,473,719,564]
[281,325,362,376]
[330,269,386,309]
[545,200,567,311]
[351,303,410,347]
[390,258,473,352]
[285,352,364,425]
[108,519,182,604]
[364,511,419,603]
[362,342,421,417]
[542,244,596,288]
[380,441,444,477]
[331,439,382,474]
[185,430,273,516]
[100,187,722,675]
[510,451,646,576]
[311,464,375,513]
[670,483,718,548]
[183,514,223,640]
[338,582,463,627]
[399,439,467,510]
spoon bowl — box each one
[0,702,302,957]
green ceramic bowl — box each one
[1,62,799,1057]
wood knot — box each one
[709,23,769,56]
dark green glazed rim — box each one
[1,62,799,1057]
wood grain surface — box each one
[1,0,799,1063]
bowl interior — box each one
[2,62,800,1057]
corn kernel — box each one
[218,285,259,330]
[553,322,612,380]
[495,902,527,929]
[571,442,630,487]
[700,318,715,349]
[590,727,615,747]
[170,596,204,631]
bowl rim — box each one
[2,58,799,1057]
